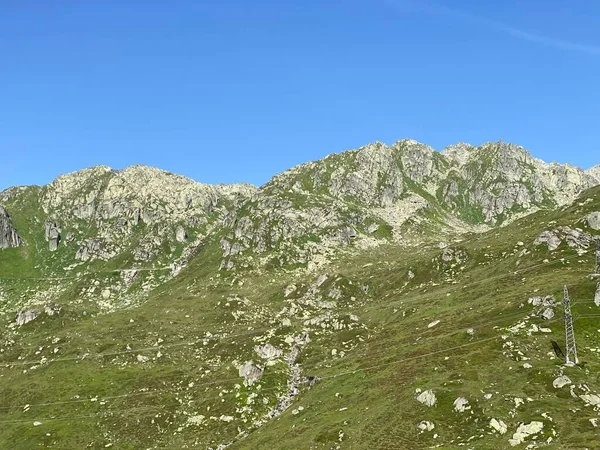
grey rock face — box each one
[76,239,114,261]
[176,225,188,242]
[595,283,600,307]
[541,307,555,320]
[45,222,61,251]
[15,310,39,326]
[587,212,600,230]
[238,361,263,386]
[416,390,437,407]
[0,205,22,249]
[534,231,562,251]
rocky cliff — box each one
[0,205,21,249]
[0,139,598,312]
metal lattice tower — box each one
[595,238,600,274]
[563,285,579,365]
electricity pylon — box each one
[595,238,600,275]
[563,285,579,365]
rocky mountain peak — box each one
[587,165,600,182]
[441,142,474,166]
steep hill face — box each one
[217,140,600,273]
[1,140,598,313]
[0,165,256,314]
[1,140,600,449]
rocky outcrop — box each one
[238,361,263,386]
[534,231,562,251]
[15,310,39,326]
[509,421,544,447]
[553,375,571,389]
[490,418,508,435]
[75,239,114,261]
[45,222,61,251]
[176,225,188,242]
[416,390,437,407]
[587,212,600,230]
[0,205,21,249]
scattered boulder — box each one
[490,418,508,435]
[417,421,435,432]
[509,421,544,447]
[453,397,471,413]
[255,344,283,364]
[580,394,600,406]
[428,320,441,328]
[0,205,22,249]
[15,310,39,326]
[553,375,571,389]
[66,231,75,243]
[239,361,263,386]
[534,231,561,251]
[44,304,62,316]
[564,227,592,249]
[586,212,600,230]
[416,390,437,407]
[541,308,555,320]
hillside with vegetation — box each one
[1,140,600,449]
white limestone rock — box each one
[416,390,437,407]
[453,397,471,413]
[587,212,600,230]
[553,375,571,389]
[239,361,263,386]
[509,421,544,447]
[490,418,507,435]
[417,421,435,432]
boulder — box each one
[417,421,435,432]
[255,344,283,363]
[541,308,555,320]
[587,212,600,230]
[416,390,437,407]
[553,375,571,389]
[16,310,39,326]
[580,394,600,406]
[453,397,470,413]
[595,283,600,307]
[239,361,263,386]
[509,421,544,447]
[490,418,507,435]
[534,231,561,251]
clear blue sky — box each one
[1,0,599,190]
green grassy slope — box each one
[1,187,600,449]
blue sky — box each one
[1,0,599,190]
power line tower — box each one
[595,238,600,275]
[563,285,579,365]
